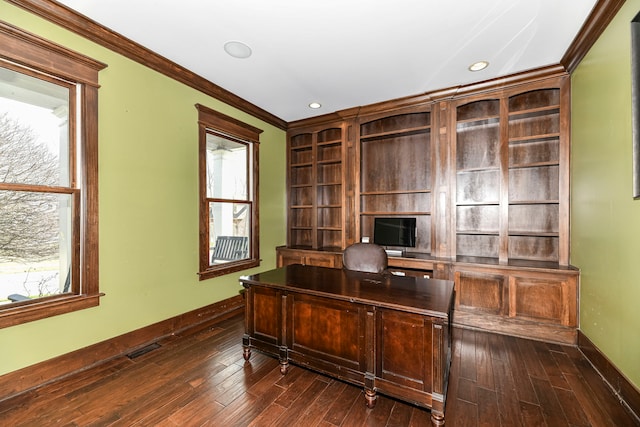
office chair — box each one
[342,243,388,274]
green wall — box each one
[572,0,640,389]
[0,2,286,375]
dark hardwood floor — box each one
[0,312,637,426]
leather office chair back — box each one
[342,243,388,274]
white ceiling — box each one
[56,0,598,123]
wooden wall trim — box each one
[561,0,627,73]
[7,0,623,132]
[578,330,640,423]
[288,65,568,130]
[0,294,245,402]
[5,0,288,130]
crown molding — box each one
[561,0,626,73]
[6,0,625,131]
[5,0,288,130]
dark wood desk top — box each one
[240,264,454,319]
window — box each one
[197,104,261,280]
[0,22,106,328]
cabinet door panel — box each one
[288,294,364,369]
[251,286,281,345]
[377,309,432,391]
[306,253,338,268]
[455,271,506,314]
[511,276,576,326]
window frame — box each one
[196,104,261,280]
[0,22,106,328]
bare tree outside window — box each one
[0,113,60,262]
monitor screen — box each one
[373,217,416,248]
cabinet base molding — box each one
[453,311,577,345]
[578,331,640,423]
[0,295,244,402]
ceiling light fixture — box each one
[468,61,489,72]
[308,102,322,109]
[224,41,252,59]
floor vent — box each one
[127,343,161,359]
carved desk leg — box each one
[279,345,289,374]
[364,388,377,408]
[242,334,251,361]
[364,373,377,408]
[431,411,445,426]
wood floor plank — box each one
[321,381,361,426]
[492,355,524,427]
[536,346,571,391]
[571,355,638,426]
[477,386,500,427]
[273,368,319,408]
[457,377,477,404]
[271,377,329,427]
[386,400,413,427]
[1,314,637,427]
[530,376,570,427]
[563,373,616,427]
[505,336,539,405]
[207,381,285,426]
[294,379,347,426]
[459,328,478,381]
[339,390,370,427]
[475,331,495,390]
[519,400,547,427]
[246,400,286,427]
[553,386,590,427]
[517,338,549,380]
[362,394,395,426]
[408,406,433,427]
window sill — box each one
[0,293,103,329]
[199,259,260,281]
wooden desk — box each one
[240,264,455,426]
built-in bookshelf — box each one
[453,81,569,264]
[287,122,346,250]
[454,99,501,259]
[358,108,432,253]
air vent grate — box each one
[126,343,161,359]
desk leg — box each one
[279,346,289,374]
[242,335,251,361]
[364,389,377,408]
[431,411,445,426]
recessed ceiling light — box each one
[468,61,489,72]
[224,41,252,59]
[308,102,322,109]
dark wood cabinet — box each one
[241,265,454,426]
[276,245,342,268]
[452,260,579,343]
[281,71,578,344]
